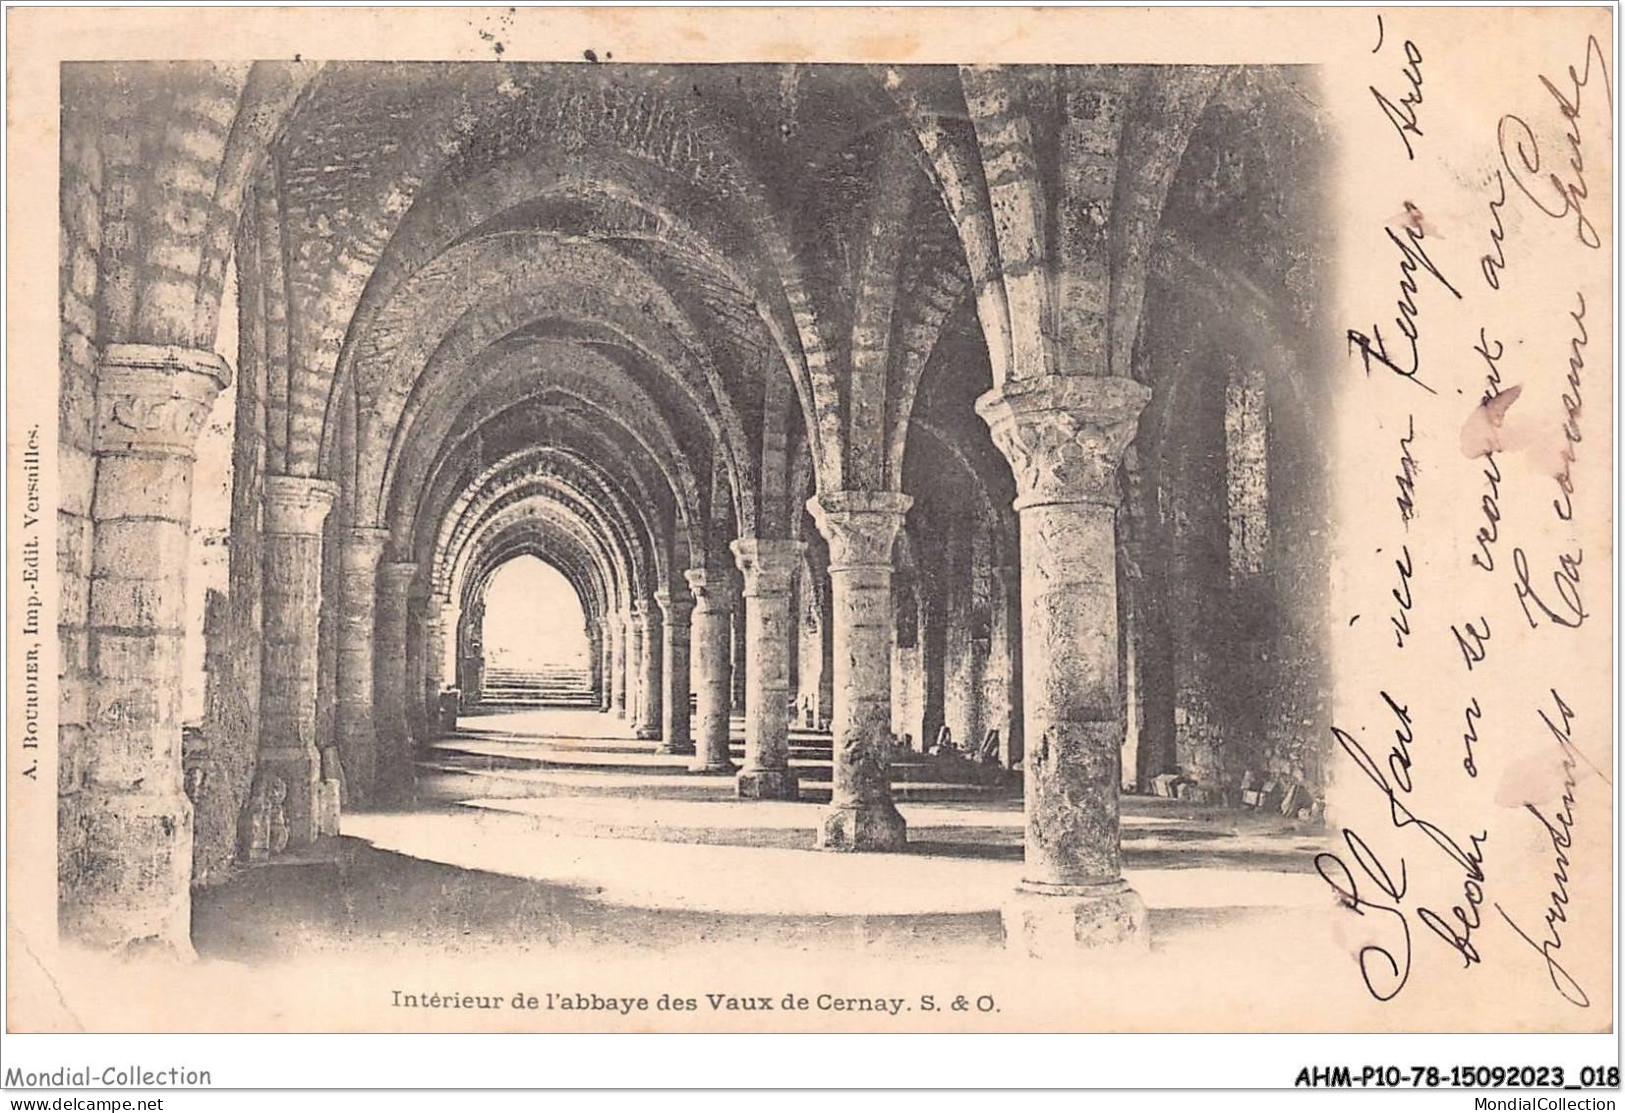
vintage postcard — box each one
[2,2,1615,1073]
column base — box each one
[59,790,195,957]
[817,802,908,852]
[690,757,737,774]
[255,750,321,847]
[337,727,376,808]
[735,768,800,800]
[656,739,696,755]
[1001,879,1150,956]
[371,740,416,808]
[635,725,662,741]
[320,747,346,808]
[316,779,342,836]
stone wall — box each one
[1129,69,1334,804]
[57,82,104,890]
[189,238,267,886]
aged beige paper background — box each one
[5,5,1613,1036]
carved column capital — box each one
[808,491,912,572]
[975,374,1150,509]
[341,527,390,574]
[378,561,419,598]
[684,567,740,611]
[406,576,435,612]
[654,588,695,629]
[730,538,804,597]
[95,344,232,457]
[263,476,339,536]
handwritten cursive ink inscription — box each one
[1317,721,1492,1002]
[1513,547,1585,630]
[1494,689,1589,1007]
[1480,171,1510,290]
[1370,17,1427,159]
[1388,545,1415,650]
[1450,618,1491,670]
[1317,831,1413,1001]
[1394,415,1419,527]
[1460,698,1481,778]
[1346,205,1462,393]
[1468,332,1506,572]
[1551,292,1587,522]
[1498,36,1611,250]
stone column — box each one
[257,475,340,845]
[731,539,802,799]
[403,587,429,745]
[373,561,417,803]
[816,584,835,729]
[990,562,1025,769]
[809,492,911,851]
[918,580,946,750]
[625,608,644,727]
[585,619,604,706]
[421,601,450,739]
[336,527,388,805]
[655,589,694,754]
[634,600,664,741]
[684,568,736,773]
[442,603,461,704]
[729,603,747,715]
[946,620,986,758]
[597,616,614,712]
[976,374,1152,951]
[610,609,628,717]
[62,345,228,950]
[456,601,485,709]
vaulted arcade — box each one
[57,61,1330,955]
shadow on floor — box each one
[192,839,1008,962]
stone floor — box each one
[23,711,1561,1032]
[194,707,1333,962]
[51,706,1483,1031]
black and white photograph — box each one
[2,2,1615,1099]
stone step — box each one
[724,742,1007,787]
[424,740,1008,790]
[417,758,1007,804]
[478,664,597,708]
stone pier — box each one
[731,539,801,799]
[977,374,1152,952]
[684,568,736,773]
[61,345,229,952]
[626,607,646,730]
[373,561,417,802]
[337,528,388,804]
[990,562,1025,769]
[810,492,910,851]
[595,617,612,711]
[730,605,747,716]
[257,475,340,844]
[610,609,628,718]
[655,589,694,755]
[403,587,429,745]
[633,600,663,741]
[585,619,604,707]
[421,601,450,738]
